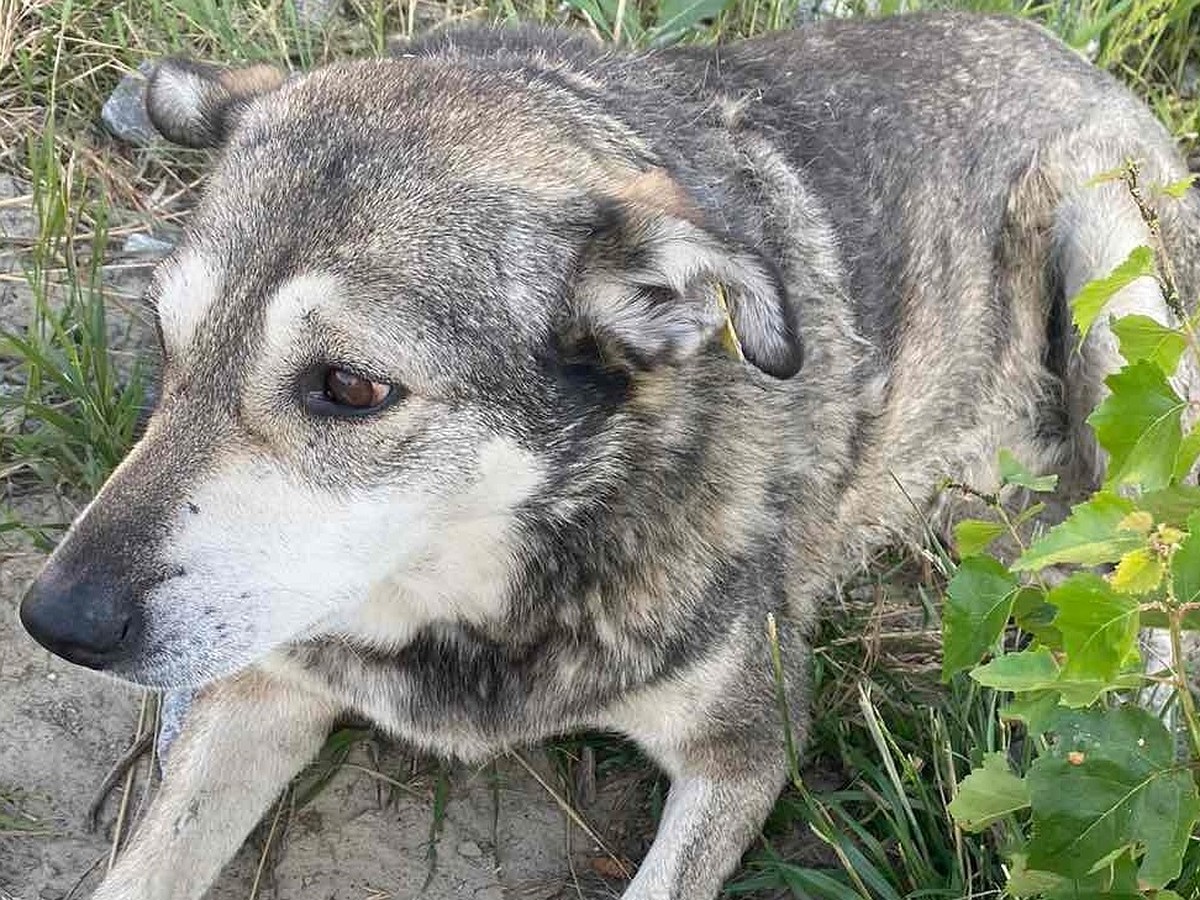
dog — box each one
[18,12,1200,899]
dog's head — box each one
[20,50,802,688]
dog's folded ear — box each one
[573,171,802,379]
[146,58,287,149]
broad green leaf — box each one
[1160,173,1198,198]
[948,752,1030,831]
[649,0,729,43]
[954,519,1006,557]
[1111,314,1188,373]
[1140,607,1200,630]
[1007,850,1142,899]
[1027,706,1200,887]
[1088,361,1185,491]
[1140,485,1200,525]
[1002,691,1062,732]
[1006,855,1063,897]
[1054,674,1127,708]
[1013,586,1062,648]
[1050,574,1140,706]
[999,448,1059,492]
[1171,510,1200,606]
[1070,246,1156,342]
[1116,510,1154,534]
[1174,422,1200,481]
[971,647,1059,692]
[1108,547,1164,594]
[1013,494,1140,571]
[942,556,1020,680]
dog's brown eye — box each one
[304,367,398,417]
[325,368,388,408]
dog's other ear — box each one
[574,171,802,379]
[146,58,286,149]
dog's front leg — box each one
[620,747,787,900]
[92,669,338,900]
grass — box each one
[0,0,1197,896]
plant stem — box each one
[1168,608,1200,764]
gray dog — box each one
[19,12,1200,899]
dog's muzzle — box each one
[20,562,144,670]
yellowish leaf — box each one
[1110,548,1164,594]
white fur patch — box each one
[139,437,543,686]
[155,250,223,356]
[603,632,744,755]
[261,272,340,362]
[333,437,545,648]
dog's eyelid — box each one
[298,363,407,419]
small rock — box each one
[122,233,175,257]
[457,840,483,859]
[473,888,504,900]
[101,61,160,147]
[1181,62,1199,100]
[0,174,37,240]
[294,0,340,26]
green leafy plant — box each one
[944,162,1200,898]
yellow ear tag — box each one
[714,283,745,362]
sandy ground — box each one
[1,551,645,900]
[0,173,651,900]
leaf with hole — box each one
[1026,707,1200,888]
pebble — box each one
[457,840,483,859]
[101,61,160,147]
[1181,62,1198,100]
[122,233,176,257]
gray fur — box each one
[18,13,1200,900]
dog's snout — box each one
[19,564,143,670]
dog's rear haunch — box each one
[20,13,1200,899]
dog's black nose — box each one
[19,565,142,669]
